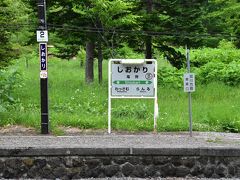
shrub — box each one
[197,61,240,86]
[158,66,185,88]
[222,61,240,86]
[182,41,240,68]
[0,68,22,112]
[196,62,225,84]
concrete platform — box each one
[0,132,240,156]
[0,132,240,178]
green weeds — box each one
[1,54,240,134]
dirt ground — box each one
[0,125,149,136]
[0,125,38,136]
[0,125,108,136]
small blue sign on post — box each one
[40,43,47,71]
[39,43,47,78]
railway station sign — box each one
[108,59,158,134]
[39,43,48,79]
[111,62,155,97]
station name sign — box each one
[111,60,155,97]
[39,43,48,79]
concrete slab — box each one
[0,132,240,156]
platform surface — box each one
[0,132,240,156]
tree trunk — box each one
[98,41,103,84]
[85,41,95,83]
[145,36,152,59]
[145,0,153,59]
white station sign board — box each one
[184,73,195,92]
[108,59,158,134]
[37,30,48,42]
[111,63,155,97]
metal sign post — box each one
[37,0,49,134]
[108,59,158,134]
[184,47,195,137]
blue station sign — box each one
[39,43,47,71]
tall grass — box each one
[1,54,240,133]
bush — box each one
[0,68,22,112]
[197,61,240,86]
[196,62,225,84]
[158,66,185,88]
[186,41,240,68]
[158,60,240,87]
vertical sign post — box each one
[37,0,49,134]
[108,59,158,134]
[184,47,195,137]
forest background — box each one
[1,0,240,134]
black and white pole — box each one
[186,47,193,137]
[37,0,49,134]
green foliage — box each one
[2,56,240,133]
[72,0,138,28]
[0,68,22,112]
[77,47,86,67]
[47,0,139,58]
[0,0,33,68]
[158,66,184,88]
[205,0,240,47]
[112,103,149,119]
[115,43,143,59]
[0,0,14,68]
[155,44,185,69]
[183,42,240,86]
[157,43,240,87]
[190,47,240,67]
[218,39,236,49]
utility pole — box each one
[184,45,195,137]
[37,0,49,134]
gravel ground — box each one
[0,130,239,149]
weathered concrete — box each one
[0,132,240,179]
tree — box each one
[0,0,32,68]
[132,0,206,68]
[0,0,17,68]
[74,0,138,83]
[205,0,240,47]
[47,0,138,83]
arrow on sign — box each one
[113,80,152,84]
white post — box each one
[108,60,112,134]
[153,60,158,131]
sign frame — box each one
[37,30,48,42]
[108,59,158,134]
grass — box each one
[1,53,240,134]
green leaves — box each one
[0,68,22,112]
[205,0,240,47]
[72,0,138,28]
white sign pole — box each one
[108,60,112,134]
[153,61,158,132]
[108,59,158,134]
[186,47,193,137]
